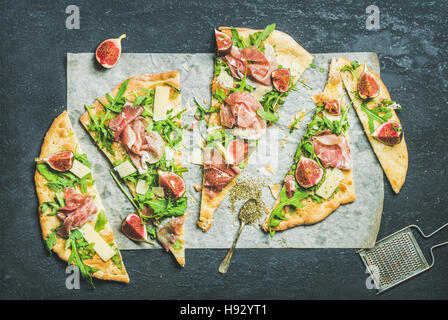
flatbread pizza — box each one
[197,24,313,231]
[80,71,188,266]
[262,58,355,234]
[35,111,129,286]
[338,57,408,193]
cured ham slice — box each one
[108,103,144,140]
[221,91,266,139]
[284,175,296,199]
[121,119,165,174]
[311,130,351,170]
[222,45,278,87]
[203,148,240,196]
[57,187,98,238]
[157,216,184,251]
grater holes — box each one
[364,233,426,287]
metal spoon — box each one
[218,199,257,274]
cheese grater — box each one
[358,223,448,295]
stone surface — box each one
[1,0,447,299]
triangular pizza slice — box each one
[80,71,188,266]
[262,58,355,235]
[198,24,313,231]
[338,58,408,193]
[35,111,129,286]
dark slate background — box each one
[1,0,447,300]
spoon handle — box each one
[218,222,246,274]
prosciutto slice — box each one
[221,91,266,139]
[311,130,351,170]
[157,216,184,251]
[121,119,165,174]
[222,44,278,87]
[57,187,97,238]
[108,103,144,140]
[203,148,240,197]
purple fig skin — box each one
[372,121,403,146]
[295,157,323,189]
[215,30,232,56]
[121,214,153,244]
[272,69,290,92]
[158,170,186,200]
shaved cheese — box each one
[114,160,136,178]
[153,85,171,121]
[216,70,234,89]
[79,224,115,262]
[269,184,281,199]
[316,168,345,199]
[323,112,341,123]
[216,142,231,164]
[252,84,272,100]
[136,179,149,195]
[152,186,165,198]
[69,159,90,179]
[189,148,203,165]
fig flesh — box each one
[35,150,74,171]
[358,64,379,100]
[272,68,290,92]
[372,121,403,146]
[215,30,232,56]
[295,157,323,189]
[95,34,126,69]
[158,170,186,199]
[121,213,153,244]
[226,139,249,165]
[324,99,341,115]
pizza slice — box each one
[262,58,355,235]
[338,58,408,193]
[197,24,313,231]
[35,111,129,286]
[80,71,188,266]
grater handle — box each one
[412,223,448,268]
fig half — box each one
[358,63,379,100]
[121,213,154,244]
[35,150,74,172]
[95,34,126,69]
[215,30,232,56]
[272,68,290,92]
[372,121,403,146]
[324,99,341,115]
[158,170,186,200]
[295,157,323,189]
[226,139,249,165]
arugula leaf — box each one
[85,104,116,155]
[361,102,392,133]
[231,27,248,48]
[94,210,108,232]
[249,23,276,49]
[45,231,57,254]
[171,239,182,250]
[340,61,360,80]
[67,229,97,289]
[74,153,91,168]
[214,88,228,103]
[268,187,309,237]
[256,108,279,122]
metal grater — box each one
[358,223,448,294]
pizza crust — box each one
[79,72,186,267]
[262,58,356,232]
[199,27,313,231]
[35,111,130,283]
[338,57,408,193]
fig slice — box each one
[226,139,249,165]
[295,157,323,189]
[324,99,341,116]
[158,170,186,200]
[215,30,232,56]
[372,121,403,146]
[121,213,154,244]
[95,34,126,69]
[35,150,74,172]
[272,68,290,92]
[357,63,379,100]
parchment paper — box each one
[67,52,383,249]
